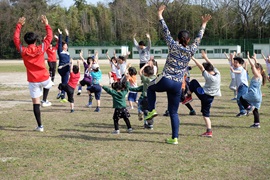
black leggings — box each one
[113,108,131,130]
[240,96,260,124]
[47,61,57,82]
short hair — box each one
[144,66,154,76]
[73,65,79,74]
[24,32,38,45]
[111,81,127,91]
[61,40,68,47]
[139,41,145,46]
[233,57,244,65]
[178,30,190,47]
[202,62,214,72]
[118,56,125,61]
[128,67,137,76]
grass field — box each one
[0,61,270,179]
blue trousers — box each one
[147,76,182,139]
[58,66,70,98]
[237,84,248,113]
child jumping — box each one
[240,52,266,128]
[58,60,80,113]
[184,51,221,137]
[101,81,132,134]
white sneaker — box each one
[127,128,133,133]
[111,130,120,134]
[34,126,44,132]
[41,100,52,107]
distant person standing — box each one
[133,33,151,68]
[13,15,53,132]
[46,35,58,84]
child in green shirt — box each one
[101,81,132,134]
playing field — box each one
[0,59,269,179]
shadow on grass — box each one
[0,125,31,132]
[53,134,164,144]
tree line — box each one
[0,0,269,59]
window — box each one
[254,49,261,54]
[199,49,206,52]
[162,49,168,54]
[133,51,139,54]
[214,49,221,53]
[207,50,214,54]
[222,49,229,53]
[75,49,81,54]
[150,49,154,54]
[115,49,121,54]
[88,49,94,54]
[155,50,161,54]
[102,49,108,54]
[230,50,236,53]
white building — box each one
[46,46,129,59]
[132,45,241,59]
[253,44,270,58]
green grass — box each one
[0,63,270,179]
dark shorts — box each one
[80,79,92,87]
[113,108,130,120]
[87,84,102,100]
[58,83,75,103]
[128,92,137,102]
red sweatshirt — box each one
[13,23,53,82]
[46,41,58,62]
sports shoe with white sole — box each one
[34,126,44,132]
[41,100,52,107]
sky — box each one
[59,0,111,8]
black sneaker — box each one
[189,110,196,115]
[94,107,100,112]
[250,124,260,128]
[56,92,62,99]
[236,112,247,117]
[163,110,170,116]
[144,124,153,130]
[70,109,74,113]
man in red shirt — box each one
[46,35,59,83]
[13,15,53,132]
[58,60,80,113]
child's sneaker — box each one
[250,124,260,128]
[144,124,153,130]
[127,128,133,133]
[163,110,170,116]
[77,90,81,95]
[34,126,44,132]
[87,102,92,108]
[112,130,120,134]
[236,112,247,117]
[60,99,68,103]
[70,109,74,113]
[166,137,178,144]
[189,110,196,115]
[145,109,158,120]
[94,107,100,112]
[182,95,193,105]
[201,131,212,137]
[138,112,143,121]
[41,100,52,107]
[56,92,62,99]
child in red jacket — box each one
[13,15,53,132]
